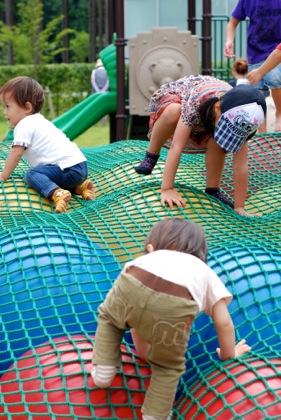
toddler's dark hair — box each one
[0,76,44,113]
[144,218,208,262]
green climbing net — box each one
[0,135,280,418]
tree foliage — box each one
[69,31,89,63]
[0,61,94,119]
[17,0,72,65]
[0,0,107,65]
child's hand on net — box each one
[216,339,251,359]
[161,188,186,209]
[234,339,251,357]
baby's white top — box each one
[125,249,232,316]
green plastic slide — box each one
[53,91,116,141]
[53,43,117,141]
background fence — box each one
[194,15,249,81]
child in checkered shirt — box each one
[134,75,266,217]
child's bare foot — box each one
[234,207,262,217]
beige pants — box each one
[93,271,198,419]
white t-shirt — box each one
[12,114,86,169]
[236,78,250,86]
[125,250,232,316]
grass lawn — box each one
[74,120,110,149]
[0,115,110,149]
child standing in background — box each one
[91,58,109,126]
[91,218,251,420]
[91,58,109,94]
[0,76,95,213]
[229,57,250,87]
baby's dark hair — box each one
[144,218,208,262]
[0,76,44,113]
[232,58,248,76]
[198,96,222,134]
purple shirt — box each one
[232,0,281,64]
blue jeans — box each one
[25,161,88,198]
[248,61,281,98]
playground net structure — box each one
[0,133,280,419]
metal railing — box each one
[196,15,249,82]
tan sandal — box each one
[51,189,71,213]
[75,179,95,200]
